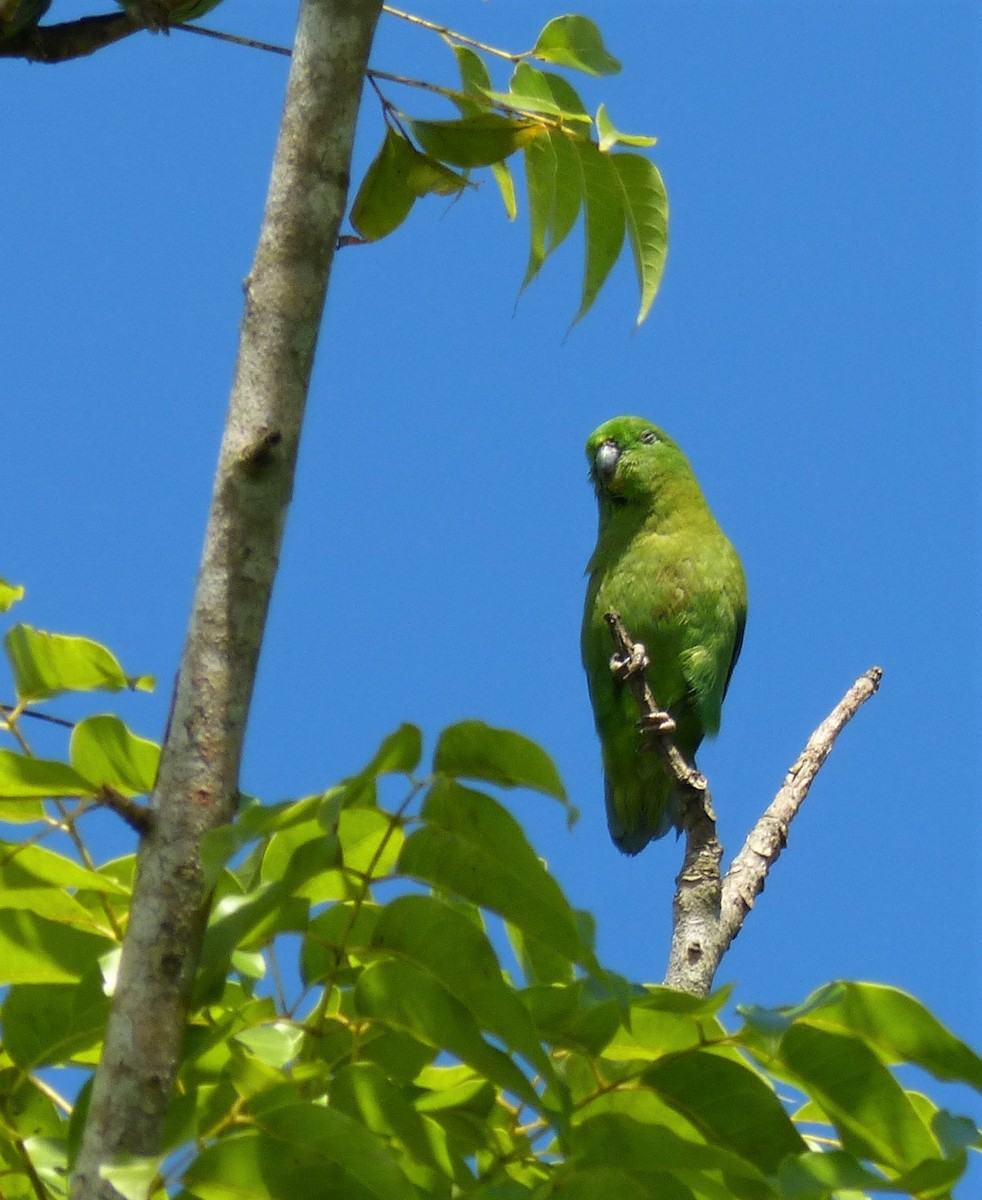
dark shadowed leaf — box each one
[411,114,544,168]
[350,129,418,241]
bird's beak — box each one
[595,439,621,485]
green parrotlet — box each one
[581,416,747,854]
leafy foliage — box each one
[350,14,668,326]
[0,592,978,1198]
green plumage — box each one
[581,416,747,854]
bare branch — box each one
[718,666,883,952]
[69,2,384,1196]
[603,615,882,997]
[96,787,154,837]
[0,12,141,63]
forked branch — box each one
[604,612,881,996]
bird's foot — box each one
[610,641,648,682]
[636,708,676,736]
[126,0,173,31]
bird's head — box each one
[586,415,694,509]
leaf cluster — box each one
[351,15,668,327]
[0,584,978,1199]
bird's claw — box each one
[610,642,648,681]
[637,709,676,736]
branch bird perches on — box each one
[604,610,882,997]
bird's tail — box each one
[604,767,680,856]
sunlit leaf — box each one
[531,15,621,76]
[0,578,24,612]
[0,749,95,800]
[70,714,159,797]
[4,625,153,702]
[610,152,669,325]
[569,140,626,329]
[799,981,982,1093]
[596,104,657,152]
[0,910,114,984]
[3,980,110,1068]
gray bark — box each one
[70,2,383,1195]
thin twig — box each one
[173,22,290,56]
[96,787,154,837]
[1,703,74,730]
[382,4,523,62]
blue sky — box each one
[4,0,979,1135]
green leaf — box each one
[802,981,982,1093]
[370,894,555,1082]
[548,129,583,254]
[643,1049,806,1172]
[3,980,110,1067]
[570,1112,768,1186]
[596,104,658,152]
[350,128,418,241]
[520,131,557,291]
[449,46,518,221]
[406,154,469,199]
[777,1023,941,1171]
[433,720,568,803]
[0,910,114,984]
[355,958,541,1111]
[0,750,96,800]
[233,1023,303,1069]
[356,723,424,779]
[332,1062,457,1186]
[185,1103,418,1200]
[0,578,24,612]
[98,1154,163,1200]
[452,44,493,98]
[400,779,588,968]
[610,153,669,326]
[4,625,153,702]
[538,1167,656,1200]
[70,714,159,797]
[569,140,626,329]
[531,15,621,77]
[491,64,592,125]
[200,793,324,886]
[411,114,544,168]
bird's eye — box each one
[639,429,659,444]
